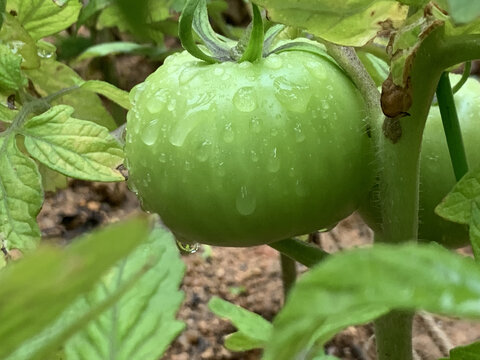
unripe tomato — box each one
[125,47,372,247]
[359,74,480,248]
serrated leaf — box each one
[208,296,272,351]
[0,43,26,91]
[0,13,40,69]
[254,0,408,47]
[446,0,480,25]
[80,80,131,110]
[6,0,82,39]
[24,59,116,130]
[0,135,42,251]
[435,167,480,225]
[440,341,480,360]
[0,217,151,360]
[64,225,185,360]
[22,105,124,182]
[263,243,480,360]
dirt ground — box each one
[38,181,480,360]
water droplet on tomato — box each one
[141,119,160,145]
[179,67,197,85]
[288,167,295,177]
[271,128,278,137]
[176,240,199,254]
[214,67,224,76]
[159,152,167,163]
[294,122,305,142]
[267,147,280,173]
[146,89,168,113]
[233,87,257,112]
[184,160,192,170]
[305,61,326,79]
[236,185,256,215]
[250,150,259,162]
[196,140,211,162]
[274,76,311,113]
[250,117,261,133]
[321,100,330,110]
[239,61,252,69]
[295,179,307,197]
[265,54,283,69]
[223,122,234,143]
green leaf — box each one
[441,341,480,360]
[436,166,480,224]
[0,0,6,30]
[0,217,151,359]
[6,0,82,39]
[208,296,272,351]
[64,225,185,360]
[22,105,124,182]
[446,0,480,25]
[0,135,43,251]
[0,43,26,91]
[77,0,112,26]
[80,80,131,110]
[263,243,480,360]
[38,163,68,192]
[0,14,40,69]
[470,200,480,259]
[0,90,18,122]
[24,59,116,130]
[253,0,408,47]
[75,41,162,62]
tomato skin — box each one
[359,75,480,248]
[125,47,372,247]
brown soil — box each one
[38,181,480,360]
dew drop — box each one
[214,67,224,76]
[265,54,283,69]
[179,67,197,85]
[267,147,280,173]
[141,119,160,145]
[294,122,305,142]
[295,179,307,197]
[274,76,312,113]
[250,149,259,162]
[305,61,326,80]
[223,122,234,143]
[239,61,252,69]
[233,87,257,112]
[217,161,226,177]
[176,240,199,254]
[321,100,330,110]
[250,117,261,133]
[236,185,256,216]
[184,160,192,171]
[159,152,167,163]
[196,140,211,162]
[270,128,278,137]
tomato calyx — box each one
[179,0,266,63]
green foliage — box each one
[254,0,408,46]
[22,105,124,181]
[0,217,151,359]
[64,225,185,360]
[6,0,82,40]
[0,43,26,90]
[75,42,166,62]
[436,166,480,258]
[440,342,480,360]
[263,243,480,360]
[208,296,272,351]
[446,0,480,25]
[24,60,117,130]
[0,136,43,251]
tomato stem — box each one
[269,238,328,268]
[280,253,296,299]
[435,72,469,181]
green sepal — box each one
[238,3,264,63]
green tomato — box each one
[359,74,480,248]
[125,47,372,247]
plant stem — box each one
[435,72,469,181]
[280,253,296,300]
[269,238,328,268]
[375,311,414,360]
